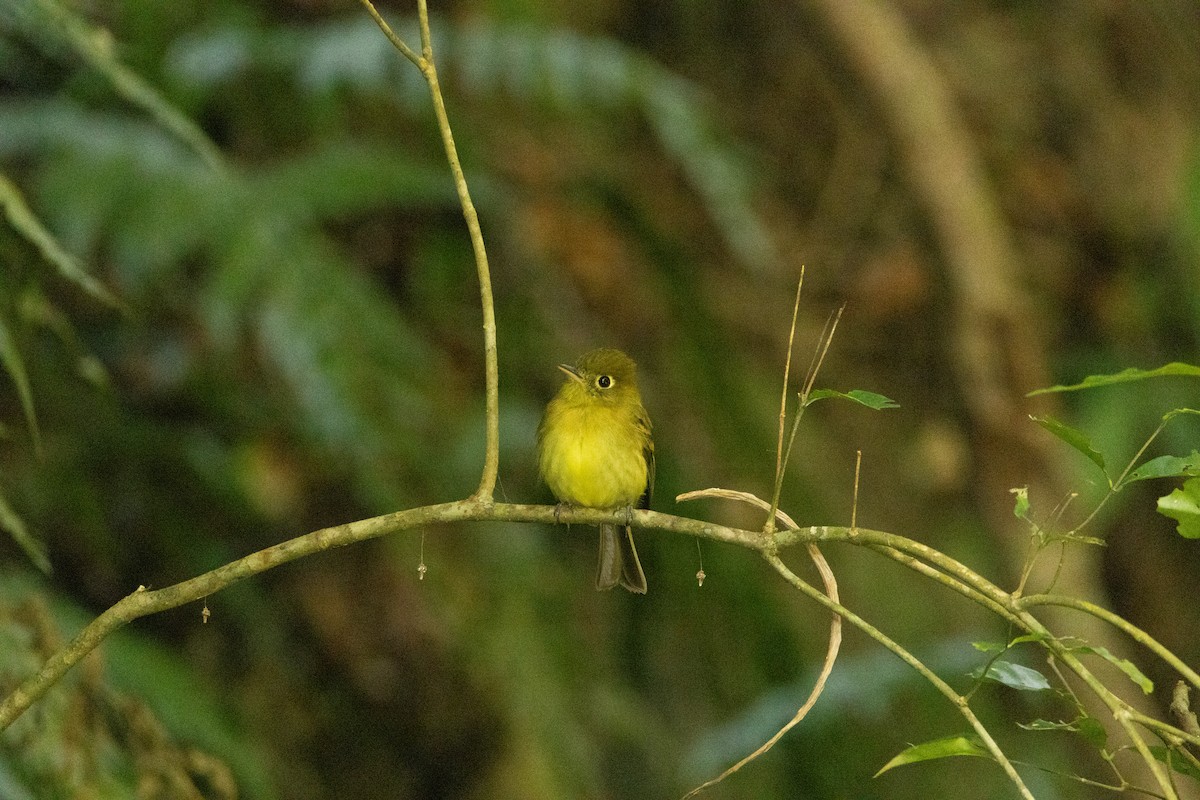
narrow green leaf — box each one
[0,490,50,574]
[1124,452,1200,485]
[1150,746,1200,782]
[1158,478,1200,540]
[1030,415,1107,475]
[1017,717,1107,749]
[0,173,120,308]
[0,313,41,458]
[972,631,1048,655]
[1010,487,1030,520]
[1018,718,1076,732]
[1069,645,1154,694]
[35,0,225,172]
[971,660,1053,692]
[805,388,899,410]
[875,735,991,777]
[1028,363,1200,395]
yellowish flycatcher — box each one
[537,348,653,593]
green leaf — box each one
[972,631,1049,655]
[1027,362,1200,395]
[1068,645,1154,694]
[0,173,120,308]
[0,312,41,458]
[1018,718,1076,732]
[1158,477,1200,540]
[805,388,899,410]
[0,489,50,574]
[875,735,991,777]
[1030,415,1106,476]
[1022,364,1200,398]
[33,0,225,171]
[1150,746,1200,782]
[971,660,1052,691]
[1076,716,1110,750]
[1124,452,1200,485]
[1010,487,1030,520]
[1018,717,1107,749]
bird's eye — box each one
[596,375,612,389]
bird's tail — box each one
[597,524,647,594]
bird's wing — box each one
[637,404,654,510]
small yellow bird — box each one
[537,348,653,593]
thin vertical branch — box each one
[360,0,500,501]
[767,267,805,534]
[800,304,845,401]
[851,449,861,530]
[773,304,845,513]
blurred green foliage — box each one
[2,0,1200,798]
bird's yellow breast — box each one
[538,400,648,510]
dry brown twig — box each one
[676,488,841,800]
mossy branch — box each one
[4,7,1199,800]
[5,511,1200,798]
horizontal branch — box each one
[0,499,770,730]
[5,497,1198,798]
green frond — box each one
[3,0,223,170]
[0,311,40,461]
[0,489,50,574]
[166,15,775,270]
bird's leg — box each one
[623,504,635,527]
[554,502,572,524]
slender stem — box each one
[356,0,421,66]
[767,268,805,534]
[866,542,1015,622]
[360,0,500,501]
[1011,619,1181,799]
[791,524,1195,797]
[1072,418,1169,534]
[770,304,844,535]
[763,552,1035,800]
[1019,593,1200,691]
[8,507,1199,799]
[1130,710,1200,750]
[800,304,845,400]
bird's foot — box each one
[554,502,572,524]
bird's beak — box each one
[557,364,584,384]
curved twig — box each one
[764,552,1036,800]
[677,489,840,798]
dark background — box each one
[2,0,1199,797]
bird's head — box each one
[557,348,641,407]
